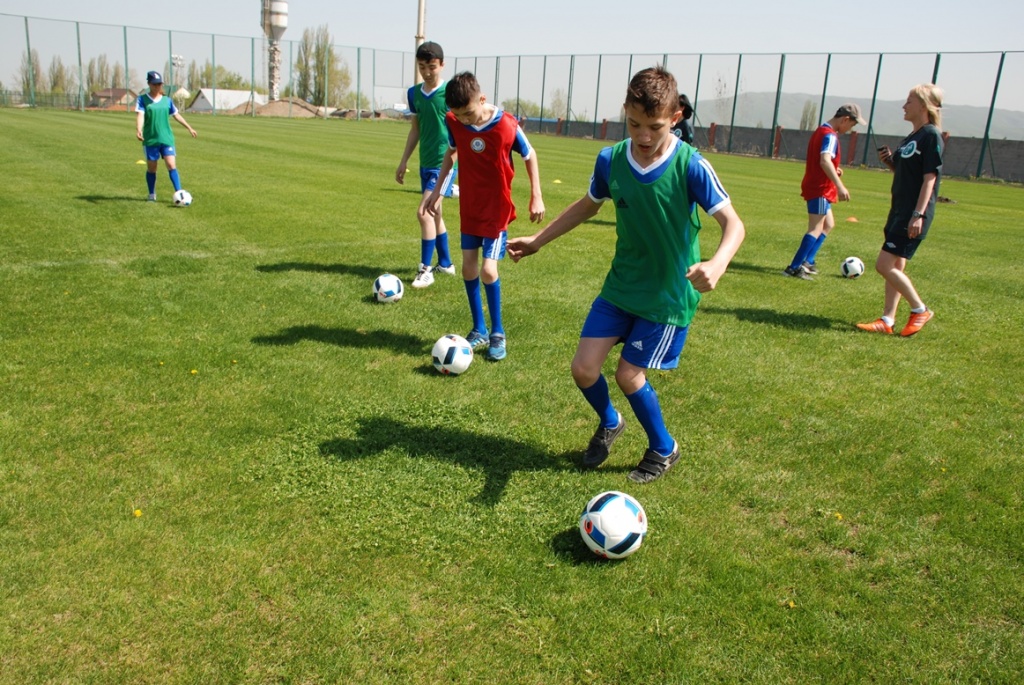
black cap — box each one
[146,70,163,84]
[416,41,444,63]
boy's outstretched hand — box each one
[506,236,538,263]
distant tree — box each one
[186,60,203,92]
[293,29,315,102]
[18,49,46,93]
[195,61,252,90]
[86,55,111,95]
[47,55,77,94]
[800,100,818,131]
[546,88,567,120]
[713,73,730,124]
[312,25,349,107]
[111,62,126,89]
[501,98,541,118]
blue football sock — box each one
[789,233,818,270]
[146,172,156,194]
[168,169,181,192]
[464,277,487,334]
[625,382,674,455]
[579,375,619,428]
[484,279,503,336]
[420,238,436,267]
[435,232,452,268]
[805,233,827,265]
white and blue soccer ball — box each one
[172,189,193,207]
[841,256,865,279]
[579,491,648,559]
[373,273,404,303]
[431,334,473,376]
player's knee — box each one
[571,358,600,387]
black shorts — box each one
[881,207,931,259]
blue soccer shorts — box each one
[144,144,176,161]
[461,232,507,261]
[806,198,832,215]
[420,167,456,198]
[580,297,689,370]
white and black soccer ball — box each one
[432,334,473,375]
[579,491,648,559]
[841,256,865,279]
[172,189,193,207]
[373,273,404,303]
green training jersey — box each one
[410,81,449,169]
[137,94,176,147]
[600,140,702,328]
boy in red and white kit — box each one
[421,72,545,361]
[783,104,865,279]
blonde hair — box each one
[912,83,944,129]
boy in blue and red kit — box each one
[135,70,197,202]
[783,104,865,279]
[508,67,745,483]
[422,72,545,361]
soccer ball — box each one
[373,274,404,303]
[579,491,648,559]
[841,256,865,279]
[431,334,473,375]
[172,189,193,207]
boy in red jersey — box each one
[421,72,545,361]
[783,104,865,279]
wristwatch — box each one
[911,210,925,219]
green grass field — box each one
[1,108,1022,684]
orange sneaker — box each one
[856,318,893,334]
[900,309,934,337]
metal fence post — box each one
[212,34,217,115]
[932,53,941,84]
[24,17,36,107]
[769,54,786,156]
[977,51,1006,178]
[539,55,547,129]
[593,54,602,139]
[123,26,130,110]
[861,53,884,165]
[819,52,832,133]
[250,37,256,117]
[76,22,84,111]
[566,54,575,133]
[727,54,742,153]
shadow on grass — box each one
[551,527,611,566]
[255,262,385,280]
[702,305,843,331]
[725,260,783,276]
[75,194,151,204]
[319,415,578,506]
[252,325,425,354]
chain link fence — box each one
[3,13,1021,180]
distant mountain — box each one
[692,92,1024,140]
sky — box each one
[3,0,1021,58]
[3,0,1022,118]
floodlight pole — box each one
[414,0,426,84]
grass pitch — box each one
[0,108,1022,683]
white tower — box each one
[261,0,288,101]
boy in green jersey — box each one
[508,67,745,483]
[135,70,197,202]
[395,41,457,288]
